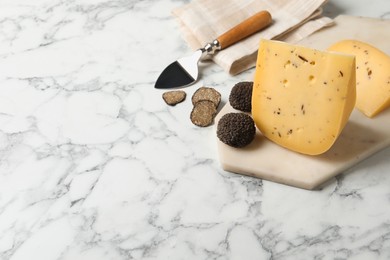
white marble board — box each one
[215,15,390,190]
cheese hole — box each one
[309,75,315,82]
[284,60,291,68]
[282,79,289,87]
[310,61,316,65]
[367,67,372,77]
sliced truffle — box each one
[190,100,217,127]
[229,81,253,112]
[192,87,221,108]
[162,90,186,106]
[217,112,256,148]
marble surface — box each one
[0,0,389,259]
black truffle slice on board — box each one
[217,112,256,148]
[229,81,253,112]
[162,90,186,106]
[192,87,221,108]
[190,100,217,127]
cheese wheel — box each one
[328,39,390,118]
[252,40,356,155]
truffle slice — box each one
[162,90,186,106]
[192,87,221,108]
[190,100,217,127]
[217,112,256,148]
[229,81,253,112]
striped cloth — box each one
[173,0,333,75]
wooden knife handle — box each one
[217,10,272,50]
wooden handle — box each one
[217,10,272,50]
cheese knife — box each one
[154,10,272,89]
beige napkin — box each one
[172,0,334,75]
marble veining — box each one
[0,0,390,259]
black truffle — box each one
[217,112,256,148]
[190,100,217,127]
[162,90,186,106]
[192,86,221,108]
[229,81,253,112]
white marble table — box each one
[0,0,389,259]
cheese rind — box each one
[328,39,390,118]
[252,40,356,155]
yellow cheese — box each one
[252,40,356,155]
[328,39,390,118]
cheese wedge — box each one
[328,39,390,118]
[252,40,356,155]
